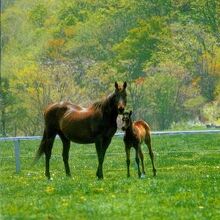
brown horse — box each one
[35,82,127,180]
[122,111,156,178]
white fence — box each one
[0,130,220,173]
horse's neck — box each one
[125,123,134,136]
[103,105,118,123]
[102,95,118,122]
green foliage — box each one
[202,102,220,125]
[29,3,48,27]
[113,17,169,78]
[83,62,119,100]
[190,0,220,42]
[0,78,14,136]
[170,120,206,131]
[1,0,220,135]
[140,73,181,129]
[58,1,88,26]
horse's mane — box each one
[92,101,104,110]
[92,93,115,111]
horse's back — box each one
[133,120,150,141]
[134,120,150,132]
[44,102,75,129]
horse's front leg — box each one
[95,139,106,179]
[125,146,131,177]
[95,138,111,179]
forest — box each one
[0,0,220,136]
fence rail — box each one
[1,129,220,141]
[1,130,220,173]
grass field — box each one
[0,134,220,220]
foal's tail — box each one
[33,130,47,164]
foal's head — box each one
[122,111,132,131]
[113,82,127,114]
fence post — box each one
[14,139,20,173]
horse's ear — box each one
[115,82,119,90]
[123,81,127,90]
[129,111,132,117]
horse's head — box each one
[114,81,127,114]
[122,111,132,131]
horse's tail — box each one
[33,130,47,164]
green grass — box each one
[1,134,220,220]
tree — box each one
[1,0,220,135]
[113,17,169,79]
[0,78,14,136]
[139,73,180,129]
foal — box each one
[122,111,156,178]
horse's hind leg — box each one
[135,145,141,178]
[59,132,71,177]
[138,147,146,178]
[44,130,56,180]
[145,136,156,176]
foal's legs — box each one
[138,147,146,177]
[125,146,131,177]
[58,132,71,177]
[135,145,141,178]
[145,136,157,176]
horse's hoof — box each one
[66,174,72,178]
[96,172,103,180]
[96,173,103,180]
